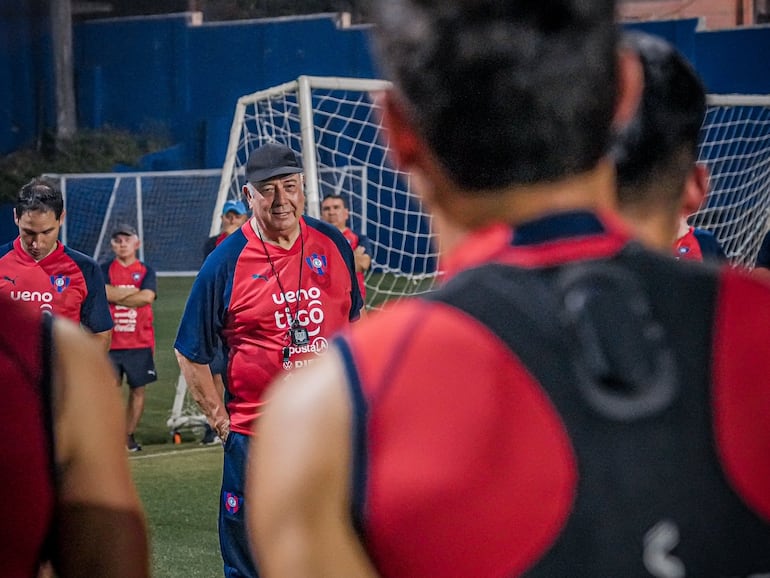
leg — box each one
[219,432,259,577]
[126,386,145,436]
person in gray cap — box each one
[102,223,158,452]
[174,141,364,577]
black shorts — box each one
[109,348,158,388]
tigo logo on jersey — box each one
[224,492,242,514]
[305,253,327,275]
[50,275,70,293]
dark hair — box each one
[322,194,349,209]
[614,31,706,206]
[16,178,64,219]
[370,0,619,191]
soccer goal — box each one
[169,76,440,436]
[169,84,770,436]
[213,75,439,309]
[691,94,770,267]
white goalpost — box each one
[167,82,770,437]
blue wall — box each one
[72,12,377,169]
[2,8,770,168]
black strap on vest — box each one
[424,253,679,422]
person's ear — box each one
[243,183,258,207]
[613,47,644,132]
[375,89,423,171]
[682,162,709,216]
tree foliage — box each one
[0,127,170,203]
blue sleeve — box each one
[100,261,111,282]
[358,234,374,259]
[70,250,114,333]
[174,231,244,364]
[305,216,364,321]
[141,264,158,293]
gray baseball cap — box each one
[245,143,303,184]
[111,223,138,238]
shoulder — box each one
[0,240,13,258]
[711,267,770,520]
[304,215,344,239]
[304,216,354,257]
[63,246,101,269]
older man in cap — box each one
[175,141,363,577]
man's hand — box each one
[215,419,230,443]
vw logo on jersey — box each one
[50,274,70,293]
[305,253,327,275]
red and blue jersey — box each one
[101,259,157,351]
[674,226,727,263]
[0,238,113,333]
[0,299,55,576]
[175,216,363,435]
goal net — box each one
[690,94,770,267]
[43,169,223,276]
[170,84,770,436]
[171,76,440,436]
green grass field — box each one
[130,446,223,576]
[134,275,196,446]
[129,276,224,576]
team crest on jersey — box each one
[132,272,142,282]
[305,253,327,275]
[50,275,70,293]
[224,492,242,514]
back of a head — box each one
[614,32,707,205]
[16,178,64,219]
[370,0,619,191]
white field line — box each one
[129,446,222,460]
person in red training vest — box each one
[0,295,149,577]
[248,4,770,578]
[102,224,158,452]
[0,178,113,348]
[321,193,372,302]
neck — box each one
[677,216,691,239]
[117,255,138,266]
[620,206,680,252]
[427,158,618,256]
[252,218,301,249]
